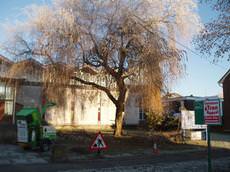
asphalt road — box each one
[0,148,230,172]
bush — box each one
[146,111,164,130]
[146,111,179,131]
[160,115,179,131]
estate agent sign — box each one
[195,99,222,125]
[195,98,223,172]
[204,100,222,125]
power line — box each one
[161,30,228,70]
[134,15,228,70]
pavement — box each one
[0,145,47,165]
[0,145,229,172]
[59,157,230,172]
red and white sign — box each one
[90,132,108,151]
[204,100,222,125]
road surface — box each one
[0,148,230,172]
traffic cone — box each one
[153,143,160,155]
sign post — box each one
[195,99,222,172]
[207,125,211,172]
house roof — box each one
[0,54,13,64]
[15,58,44,69]
[218,69,230,85]
[164,95,222,103]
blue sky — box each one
[0,0,229,97]
[173,2,229,97]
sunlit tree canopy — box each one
[2,0,201,136]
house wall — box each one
[223,74,230,131]
[16,84,141,126]
[0,57,142,126]
[0,61,11,77]
[124,93,140,125]
[16,85,42,107]
[46,88,117,126]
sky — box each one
[0,0,229,97]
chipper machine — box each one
[16,102,56,151]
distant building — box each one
[164,94,225,140]
[0,55,146,127]
[218,69,230,132]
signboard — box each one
[42,126,56,140]
[90,132,108,151]
[195,101,205,125]
[194,98,222,172]
[204,100,222,125]
[17,120,28,143]
[195,99,222,125]
[181,110,206,129]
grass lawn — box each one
[1,123,228,162]
[51,127,207,161]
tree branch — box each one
[88,32,118,78]
[72,76,117,105]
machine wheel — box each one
[40,139,51,152]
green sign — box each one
[195,99,222,125]
[194,101,204,125]
[194,99,223,172]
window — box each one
[184,100,195,111]
[139,108,146,121]
[0,82,14,116]
[5,86,13,100]
[4,101,13,115]
[0,83,5,99]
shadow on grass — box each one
[50,129,211,162]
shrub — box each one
[146,111,164,130]
[160,115,179,131]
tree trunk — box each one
[114,79,127,137]
[114,106,124,137]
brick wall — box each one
[223,73,230,131]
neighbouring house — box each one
[164,95,207,129]
[218,69,230,132]
[0,55,146,127]
[164,94,224,140]
[0,55,16,122]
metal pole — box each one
[207,125,212,172]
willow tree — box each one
[3,0,201,136]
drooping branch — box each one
[72,76,117,105]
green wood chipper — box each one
[16,102,56,151]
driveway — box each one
[211,132,230,142]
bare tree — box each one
[2,0,201,137]
[195,0,230,61]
